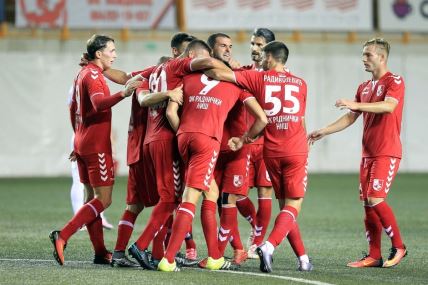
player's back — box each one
[178,73,251,143]
[72,63,112,155]
[235,69,308,158]
[144,59,189,144]
[260,70,308,157]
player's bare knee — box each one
[126,203,144,214]
[258,186,272,198]
[367,197,384,206]
[284,197,304,213]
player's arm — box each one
[103,68,132,85]
[138,85,183,107]
[229,97,268,151]
[308,111,359,145]
[335,97,398,114]
[90,81,140,112]
[187,57,235,82]
[166,101,180,132]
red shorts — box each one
[359,156,400,200]
[143,139,184,203]
[248,144,272,188]
[215,147,250,196]
[127,160,159,207]
[178,133,220,192]
[264,155,308,199]
[76,152,115,187]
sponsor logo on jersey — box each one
[233,175,243,187]
[372,179,384,191]
[376,85,385,97]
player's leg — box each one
[70,160,84,214]
[236,151,256,229]
[253,165,273,246]
[158,186,202,272]
[129,141,180,269]
[257,156,306,273]
[51,153,114,265]
[347,158,384,268]
[367,157,406,268]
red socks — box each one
[185,227,196,250]
[218,206,239,255]
[253,197,272,246]
[164,202,195,263]
[135,202,177,250]
[152,222,169,260]
[372,201,404,249]
[114,210,138,252]
[236,197,256,228]
[267,206,298,247]
[287,222,306,257]
[60,198,104,242]
[364,206,383,259]
[87,216,107,255]
[201,200,222,259]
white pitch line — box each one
[0,258,334,285]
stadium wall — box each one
[0,38,427,176]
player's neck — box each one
[253,61,262,69]
[91,59,105,71]
[372,66,388,81]
[273,64,285,73]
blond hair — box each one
[364,38,390,58]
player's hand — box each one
[229,58,241,69]
[79,53,89,67]
[307,129,326,146]
[123,81,141,98]
[228,136,244,151]
[335,99,358,111]
[125,74,144,86]
[69,151,77,162]
[168,85,184,105]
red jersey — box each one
[71,63,122,155]
[221,101,248,151]
[354,72,405,158]
[238,63,264,145]
[234,69,308,158]
[178,72,253,142]
[144,58,192,144]
[127,66,156,165]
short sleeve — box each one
[84,70,105,98]
[385,75,405,103]
[233,70,261,96]
[136,79,149,94]
[353,83,364,115]
[239,89,255,103]
[169,58,193,77]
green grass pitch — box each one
[0,174,427,284]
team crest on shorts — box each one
[372,179,384,191]
[376,85,385,97]
[233,175,243,187]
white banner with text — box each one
[185,0,372,31]
[15,0,176,29]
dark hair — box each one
[157,56,172,65]
[85,34,114,61]
[170,33,196,49]
[252,28,275,43]
[184,39,212,55]
[262,41,289,64]
[207,33,231,49]
[364,38,390,57]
